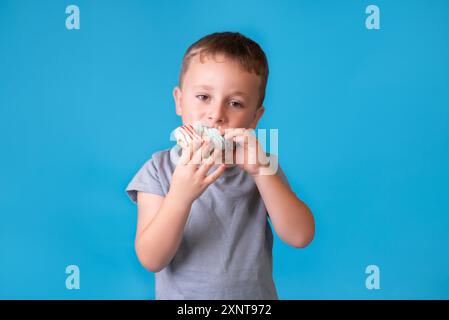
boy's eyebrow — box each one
[228,91,248,98]
[193,85,214,90]
[193,85,249,98]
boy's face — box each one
[173,53,265,130]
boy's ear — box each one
[250,105,265,128]
[173,86,183,116]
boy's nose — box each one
[207,104,226,125]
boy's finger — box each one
[191,138,203,151]
[179,137,202,164]
[224,128,256,140]
[223,128,246,139]
[210,146,226,164]
[201,140,214,160]
[197,155,216,177]
[204,164,227,185]
[179,142,194,165]
[189,140,207,166]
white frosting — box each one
[174,124,234,151]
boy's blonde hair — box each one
[179,32,269,109]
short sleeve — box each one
[125,157,165,204]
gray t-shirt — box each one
[126,144,289,300]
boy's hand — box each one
[223,128,270,177]
[170,138,227,206]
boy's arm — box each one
[134,140,226,273]
[135,191,192,273]
[253,170,315,248]
[223,128,315,248]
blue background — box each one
[1,0,448,299]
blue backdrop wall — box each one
[1,0,448,299]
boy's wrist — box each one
[250,154,279,179]
[166,189,194,209]
[250,158,272,178]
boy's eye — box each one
[196,95,209,101]
[229,101,244,108]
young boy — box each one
[125,32,315,300]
